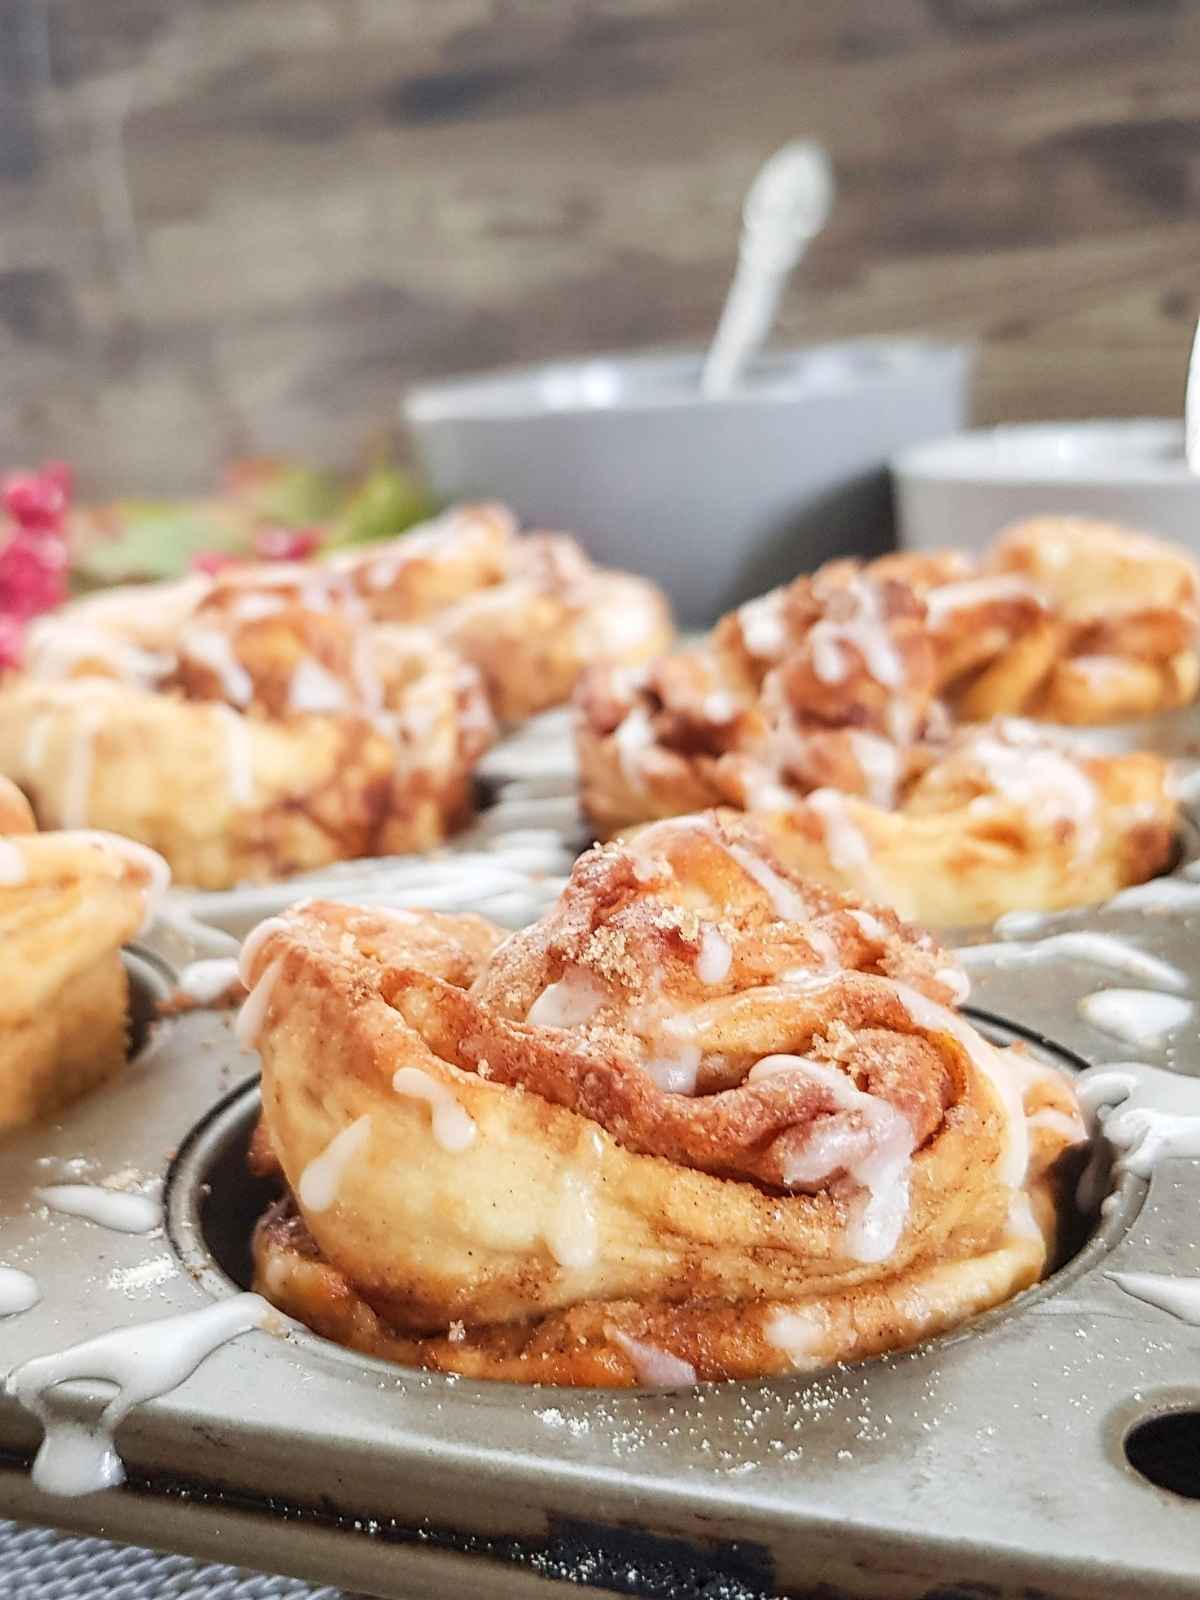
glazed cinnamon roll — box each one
[0,561,496,888]
[577,547,1180,924]
[0,776,168,1130]
[337,505,673,720]
[244,814,1085,1385]
[883,516,1200,723]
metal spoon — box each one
[1185,317,1200,474]
[701,140,835,398]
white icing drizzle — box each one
[887,980,1029,1187]
[847,729,902,809]
[721,835,810,922]
[925,575,1040,625]
[848,908,889,944]
[61,702,104,829]
[298,1115,373,1212]
[235,958,283,1050]
[545,1128,604,1270]
[992,908,1047,938]
[609,1329,696,1386]
[26,625,171,688]
[808,578,904,690]
[748,1054,914,1262]
[703,691,737,724]
[23,711,53,775]
[231,593,286,622]
[219,705,254,807]
[1076,1064,1200,1212]
[764,1305,827,1370]
[935,967,971,1004]
[527,969,607,1028]
[5,1294,269,1497]
[612,706,655,791]
[959,933,1187,992]
[237,916,289,987]
[1109,1272,1200,1325]
[37,1186,161,1235]
[0,840,26,884]
[392,1066,476,1152]
[178,957,240,1004]
[807,788,872,876]
[182,629,253,707]
[1078,988,1193,1049]
[696,925,732,985]
[738,592,788,659]
[967,724,1098,857]
[288,658,349,714]
[0,1267,40,1316]
[1105,878,1200,914]
[643,1043,702,1095]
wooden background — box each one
[1,0,1198,492]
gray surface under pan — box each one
[3,711,1200,1598]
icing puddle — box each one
[37,1185,162,1235]
[1077,989,1194,1050]
[5,1294,270,1497]
[960,932,1187,993]
[0,1268,40,1317]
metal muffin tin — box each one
[3,715,1200,1598]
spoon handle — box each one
[1186,318,1200,475]
[702,141,834,398]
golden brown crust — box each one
[340,512,674,721]
[0,559,496,888]
[0,823,165,1130]
[244,815,1084,1383]
[576,520,1187,924]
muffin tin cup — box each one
[4,715,1200,1596]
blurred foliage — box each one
[70,457,435,588]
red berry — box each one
[191,550,241,576]
[42,461,74,500]
[253,525,322,563]
[0,531,68,619]
[0,613,24,670]
[2,469,68,534]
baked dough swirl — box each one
[0,561,495,888]
[0,775,168,1129]
[244,814,1084,1384]
[336,503,673,720]
[577,535,1180,925]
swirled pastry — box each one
[577,550,1179,924]
[0,779,168,1130]
[885,516,1200,723]
[0,562,496,888]
[243,814,1085,1385]
[337,504,673,720]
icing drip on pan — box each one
[1077,989,1193,1049]
[37,1186,162,1235]
[959,932,1187,992]
[5,1294,270,1497]
[0,1268,40,1316]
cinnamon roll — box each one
[337,505,673,720]
[883,516,1200,723]
[577,546,1179,924]
[0,561,496,888]
[0,777,168,1130]
[244,814,1085,1385]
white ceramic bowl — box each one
[894,419,1197,555]
[405,340,972,626]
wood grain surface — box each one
[1,0,1197,491]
